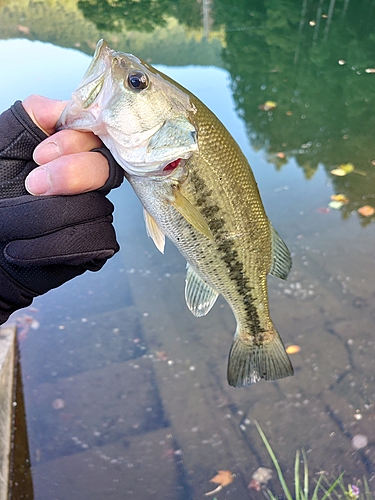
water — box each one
[1,0,375,497]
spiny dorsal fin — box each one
[269,224,292,280]
[185,264,219,317]
[170,188,213,240]
[143,208,165,254]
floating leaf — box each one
[205,470,235,496]
[286,345,301,354]
[339,162,355,173]
[328,201,344,210]
[259,100,277,111]
[331,168,347,176]
[331,194,349,204]
[358,205,375,217]
[331,163,355,176]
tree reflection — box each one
[77,0,202,33]
[213,0,375,222]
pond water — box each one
[1,0,375,498]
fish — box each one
[57,39,294,387]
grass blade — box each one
[254,421,293,500]
[302,449,309,500]
[295,449,301,500]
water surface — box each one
[1,0,375,498]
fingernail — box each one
[25,167,51,195]
[33,141,61,164]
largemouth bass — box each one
[58,40,294,387]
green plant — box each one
[254,421,371,500]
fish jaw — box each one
[57,39,198,177]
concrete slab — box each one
[0,325,16,500]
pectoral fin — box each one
[185,264,219,317]
[269,224,292,280]
[143,209,165,254]
[170,188,213,240]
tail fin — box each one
[227,329,294,387]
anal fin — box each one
[185,264,219,317]
[269,224,292,280]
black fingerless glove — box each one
[0,101,124,324]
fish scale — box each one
[57,39,294,387]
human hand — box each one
[0,98,122,324]
[23,94,122,195]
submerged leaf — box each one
[286,345,301,354]
[209,470,234,487]
[358,205,375,216]
[205,470,235,496]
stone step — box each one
[0,325,16,500]
[32,427,182,500]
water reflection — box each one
[2,0,375,222]
[213,0,375,221]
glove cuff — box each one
[0,267,37,324]
[92,146,124,195]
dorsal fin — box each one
[269,225,292,280]
[185,264,219,317]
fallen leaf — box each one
[205,470,235,496]
[259,100,277,111]
[331,194,349,204]
[276,152,286,158]
[286,345,301,354]
[331,163,355,176]
[248,479,262,491]
[340,162,355,173]
[248,467,273,490]
[328,201,344,210]
[286,110,293,116]
[209,470,234,487]
[331,168,347,176]
[358,205,375,216]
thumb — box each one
[22,95,68,136]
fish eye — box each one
[127,72,149,91]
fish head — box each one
[58,39,198,176]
